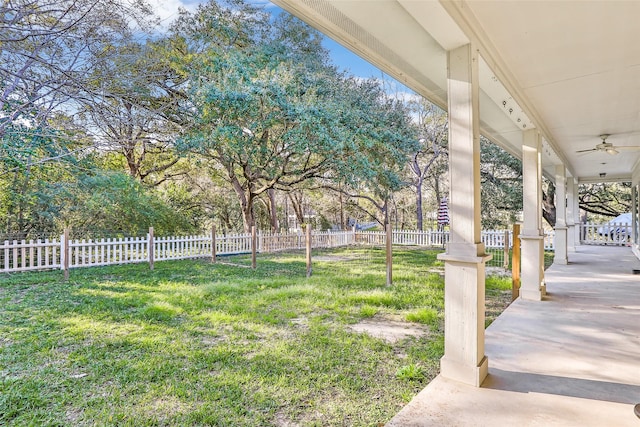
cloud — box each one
[145,0,199,29]
[247,0,279,9]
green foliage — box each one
[172,3,418,230]
[480,137,523,228]
[579,182,632,219]
[63,171,196,236]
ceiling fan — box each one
[576,134,640,155]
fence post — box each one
[503,229,510,269]
[251,225,257,269]
[306,225,312,278]
[386,223,392,286]
[512,223,521,301]
[63,228,69,280]
[148,227,154,270]
[211,225,217,263]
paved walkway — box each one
[387,245,640,426]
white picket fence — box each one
[0,228,554,274]
[356,229,450,246]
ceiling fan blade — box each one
[576,148,597,153]
[614,146,640,150]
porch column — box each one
[633,186,637,245]
[553,165,568,264]
[520,129,545,300]
[572,179,582,247]
[566,176,576,252]
[437,43,490,387]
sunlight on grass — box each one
[359,305,379,317]
[59,315,143,338]
[348,289,398,307]
[197,310,244,324]
[406,308,439,329]
[140,301,183,322]
[0,248,512,427]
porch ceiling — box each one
[271,0,640,183]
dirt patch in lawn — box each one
[348,317,428,343]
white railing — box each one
[580,222,631,246]
[1,228,557,274]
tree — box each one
[62,171,195,236]
[77,40,185,186]
[0,0,153,145]
[409,102,448,230]
[0,112,94,236]
[579,182,631,219]
[480,138,523,228]
[541,178,556,226]
[178,5,417,232]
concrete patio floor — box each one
[387,245,640,426]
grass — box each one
[0,247,512,426]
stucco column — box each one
[437,43,490,387]
[520,129,545,300]
[553,165,568,264]
[566,176,576,252]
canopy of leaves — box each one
[480,138,523,228]
[579,182,631,219]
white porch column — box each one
[437,43,490,387]
[573,179,582,247]
[567,178,580,252]
[520,129,545,300]
[632,186,637,245]
[553,165,568,264]
[566,176,576,252]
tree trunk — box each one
[267,188,278,232]
[241,197,255,233]
[542,181,557,227]
[416,180,424,231]
[228,174,254,233]
[339,191,346,230]
[288,191,305,229]
[383,197,389,226]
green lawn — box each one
[0,247,512,426]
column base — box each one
[567,224,576,252]
[554,226,568,264]
[520,287,543,301]
[437,249,490,388]
[520,234,545,301]
[441,355,488,387]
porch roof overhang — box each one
[271,0,640,184]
